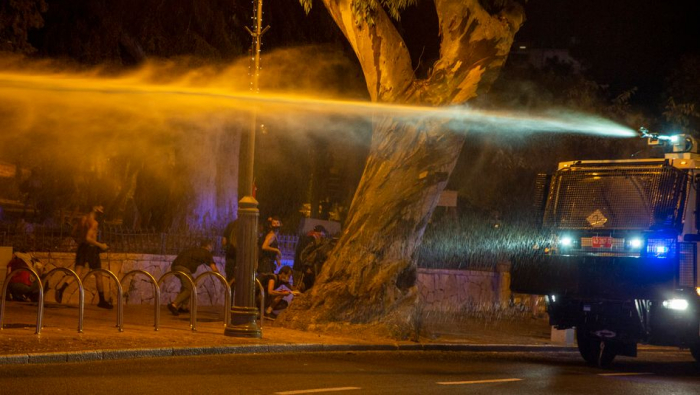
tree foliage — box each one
[662,54,700,135]
[0,0,47,53]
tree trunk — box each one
[281,0,524,328]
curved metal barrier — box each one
[194,271,231,327]
[0,267,44,334]
[83,269,124,332]
[2,267,266,334]
[121,270,161,331]
[158,271,197,331]
[44,267,85,333]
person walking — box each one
[55,205,112,309]
[166,239,221,316]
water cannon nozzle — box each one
[640,127,697,154]
[640,127,684,148]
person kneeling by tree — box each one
[257,266,297,320]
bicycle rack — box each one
[158,271,197,331]
[44,267,85,333]
[0,267,44,334]
[194,272,231,327]
[82,269,124,332]
[121,270,161,331]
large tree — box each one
[280,0,525,329]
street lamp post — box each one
[224,0,268,338]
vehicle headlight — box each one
[628,238,643,249]
[662,299,689,311]
[559,236,573,247]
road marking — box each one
[437,378,522,385]
[275,387,361,394]
[598,372,653,377]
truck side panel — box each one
[511,254,677,299]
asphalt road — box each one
[1,350,698,394]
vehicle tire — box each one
[690,343,700,362]
[576,328,616,367]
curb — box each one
[0,343,578,366]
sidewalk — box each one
[0,300,572,365]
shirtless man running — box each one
[55,205,113,309]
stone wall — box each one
[32,252,510,310]
[416,267,511,312]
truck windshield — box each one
[543,163,687,230]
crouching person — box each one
[6,249,43,302]
[257,266,297,320]
[167,239,221,316]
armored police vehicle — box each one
[511,132,700,366]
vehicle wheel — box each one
[690,343,700,362]
[576,328,616,367]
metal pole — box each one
[225,0,268,338]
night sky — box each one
[517,0,700,102]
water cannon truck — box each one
[511,130,700,366]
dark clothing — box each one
[256,273,290,308]
[224,253,236,283]
[223,221,238,259]
[171,247,215,273]
[170,247,215,309]
[223,221,237,282]
[8,282,39,302]
[258,233,279,274]
[296,238,335,292]
[75,243,102,269]
[171,265,194,309]
[293,232,322,272]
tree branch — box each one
[422,0,525,104]
[320,0,415,103]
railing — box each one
[2,267,237,335]
[0,224,299,258]
[277,234,299,260]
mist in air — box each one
[0,47,636,228]
[0,57,637,142]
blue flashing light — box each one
[647,238,675,258]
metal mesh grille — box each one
[580,237,625,250]
[678,242,696,287]
[543,163,687,230]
